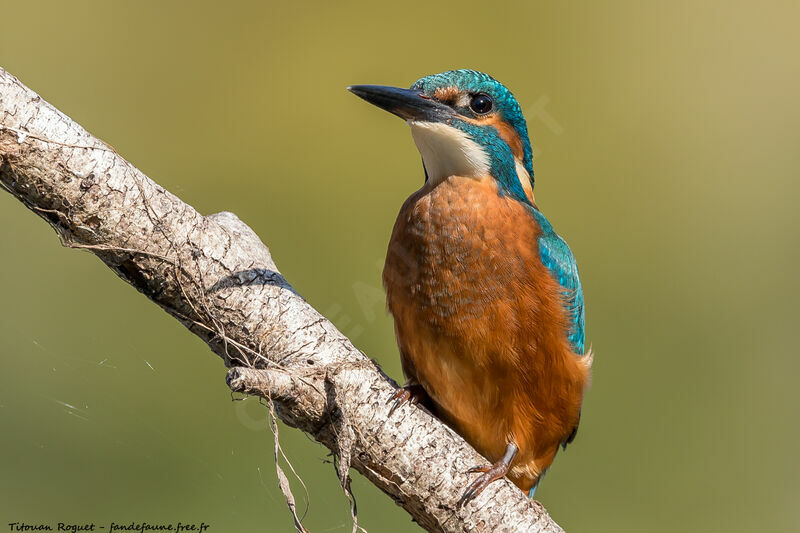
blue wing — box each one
[527,206,585,355]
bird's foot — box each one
[387,383,427,416]
[457,442,518,508]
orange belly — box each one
[383,175,589,491]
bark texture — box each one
[0,66,565,533]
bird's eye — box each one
[469,94,493,114]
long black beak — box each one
[347,85,453,122]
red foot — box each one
[387,384,428,416]
[457,442,518,508]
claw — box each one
[457,441,518,508]
[387,384,427,416]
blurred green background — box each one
[1,1,798,532]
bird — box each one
[348,70,592,505]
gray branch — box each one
[0,66,564,533]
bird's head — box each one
[349,69,534,203]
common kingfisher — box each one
[348,70,592,505]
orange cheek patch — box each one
[462,114,525,161]
[490,118,525,161]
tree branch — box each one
[0,66,564,533]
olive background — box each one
[1,2,798,532]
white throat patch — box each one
[408,121,491,183]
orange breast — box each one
[383,175,589,491]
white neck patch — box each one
[515,158,535,203]
[408,121,491,183]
